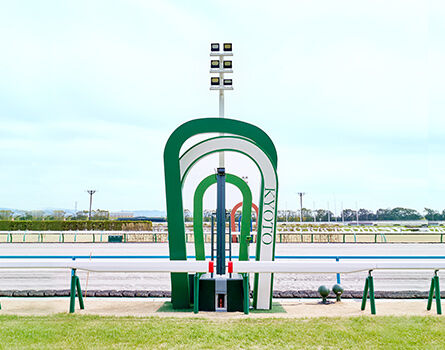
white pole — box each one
[219,55,225,168]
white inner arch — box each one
[180,136,278,309]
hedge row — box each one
[0,220,152,231]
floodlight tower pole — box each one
[297,192,305,223]
[219,78,224,167]
[210,43,233,275]
[86,190,96,220]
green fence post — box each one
[434,272,442,315]
[369,273,376,315]
[427,276,435,311]
[193,273,200,314]
[92,234,95,243]
[361,275,369,311]
[243,273,250,315]
[69,268,77,313]
[343,234,345,243]
[76,275,84,310]
[374,234,377,243]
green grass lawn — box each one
[0,315,444,349]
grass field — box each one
[0,315,444,349]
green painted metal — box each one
[69,270,77,313]
[179,136,279,309]
[164,118,278,309]
[193,173,252,261]
[76,275,84,310]
[361,271,376,314]
[369,275,376,314]
[427,276,435,311]
[434,274,442,315]
[427,271,442,315]
[193,273,201,314]
[69,269,84,313]
[243,273,250,315]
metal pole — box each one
[297,192,305,223]
[219,55,225,168]
[86,190,96,220]
[216,168,226,275]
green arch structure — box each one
[193,173,252,261]
[164,117,278,309]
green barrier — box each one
[69,269,84,313]
[427,270,442,315]
[361,270,376,315]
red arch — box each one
[230,202,259,232]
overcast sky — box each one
[1,0,444,214]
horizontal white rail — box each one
[0,260,208,273]
[1,259,445,274]
[232,261,445,273]
[1,230,444,235]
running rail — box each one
[1,259,445,274]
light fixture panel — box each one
[223,79,232,86]
[211,60,220,69]
[211,77,220,86]
[211,43,220,52]
[223,43,232,52]
[223,60,232,69]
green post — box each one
[93,234,95,243]
[427,276,435,311]
[343,234,345,243]
[374,234,377,243]
[69,269,77,313]
[435,273,442,315]
[361,271,376,314]
[361,276,369,311]
[243,273,250,315]
[76,275,84,310]
[369,274,376,315]
[427,271,442,314]
[193,273,200,314]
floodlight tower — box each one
[86,190,96,220]
[210,43,233,276]
[297,192,305,223]
[210,42,233,168]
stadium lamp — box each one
[211,60,220,69]
[211,77,220,86]
[211,43,220,52]
[223,60,232,69]
[223,79,232,86]
[223,43,232,52]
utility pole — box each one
[86,190,96,220]
[355,201,359,225]
[327,202,331,223]
[297,192,305,223]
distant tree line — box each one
[277,207,445,222]
[183,207,444,222]
[0,210,110,221]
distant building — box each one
[110,212,134,219]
